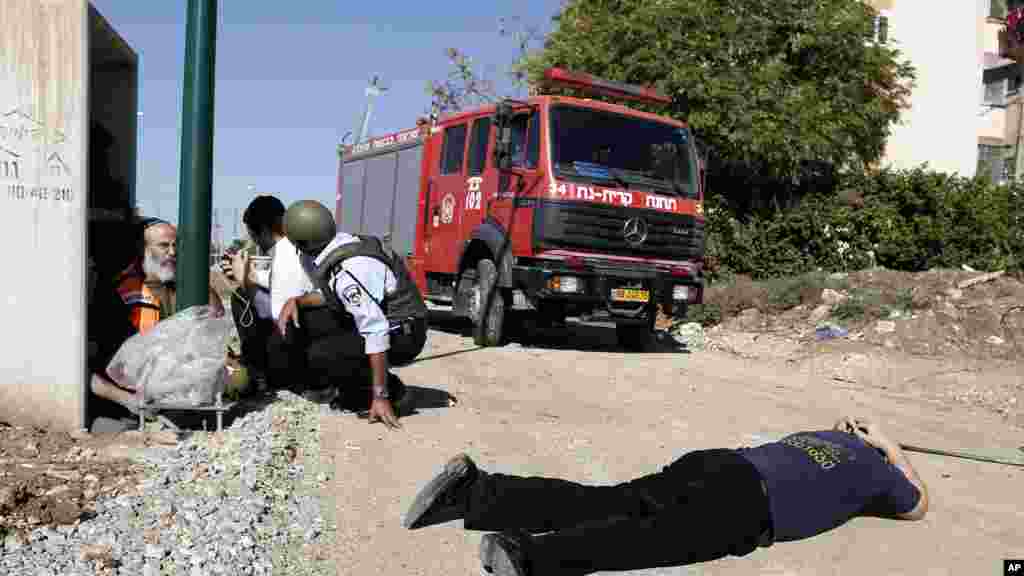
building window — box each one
[1010,73,1023,96]
[872,10,890,44]
[984,79,1008,106]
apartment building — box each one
[979,0,1017,183]
[863,0,981,178]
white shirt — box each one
[267,235,317,322]
[307,233,395,355]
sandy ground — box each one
[320,317,1024,576]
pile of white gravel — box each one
[1,390,338,576]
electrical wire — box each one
[899,443,1024,468]
[227,285,255,329]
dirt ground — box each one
[323,313,1019,573]
[324,316,1023,575]
[0,424,174,545]
[690,268,1024,428]
[697,268,1024,361]
[3,266,1022,574]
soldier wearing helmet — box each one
[279,200,428,429]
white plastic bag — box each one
[105,305,233,405]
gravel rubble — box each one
[1,391,336,576]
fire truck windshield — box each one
[549,105,699,199]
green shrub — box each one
[893,287,915,312]
[685,303,723,327]
[830,298,867,321]
[765,273,834,310]
[705,167,1024,280]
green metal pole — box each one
[176,0,218,311]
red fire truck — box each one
[336,68,706,349]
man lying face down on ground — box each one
[402,416,928,576]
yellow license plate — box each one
[611,288,649,303]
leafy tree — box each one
[990,0,1007,18]
[431,1,916,216]
[425,17,546,115]
[425,48,497,117]
[521,0,914,176]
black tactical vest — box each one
[313,235,427,322]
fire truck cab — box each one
[337,69,706,350]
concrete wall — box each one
[876,0,980,177]
[0,0,89,431]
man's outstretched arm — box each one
[878,442,929,521]
[846,418,929,521]
[334,258,401,429]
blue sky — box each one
[91,0,560,238]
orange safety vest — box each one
[115,259,170,334]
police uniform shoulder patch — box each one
[342,284,363,306]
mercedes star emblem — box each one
[623,217,649,246]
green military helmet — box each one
[285,200,336,255]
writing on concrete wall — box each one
[0,108,74,204]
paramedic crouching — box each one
[277,200,429,429]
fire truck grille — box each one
[532,200,704,260]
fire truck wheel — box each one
[471,259,507,347]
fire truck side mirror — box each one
[493,101,515,171]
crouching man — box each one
[403,417,928,575]
[89,217,225,416]
[223,195,318,395]
[278,200,428,429]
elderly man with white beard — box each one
[89,216,224,415]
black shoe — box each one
[402,453,478,529]
[480,532,531,576]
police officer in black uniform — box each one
[278,200,428,429]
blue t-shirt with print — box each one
[738,430,921,542]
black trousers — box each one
[283,304,427,395]
[230,294,301,389]
[232,296,427,396]
[464,449,773,576]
